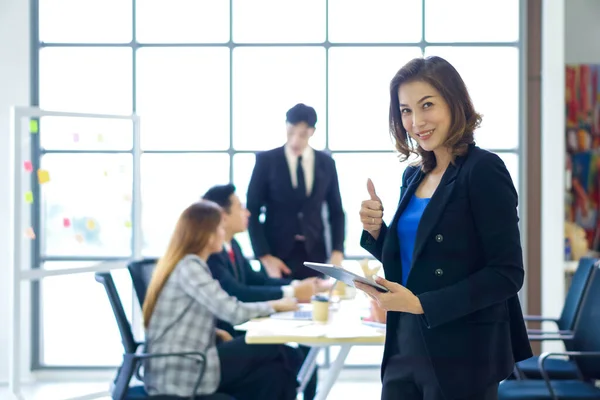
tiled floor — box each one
[0,369,382,400]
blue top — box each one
[397,195,430,286]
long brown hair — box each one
[389,56,482,173]
[142,200,222,328]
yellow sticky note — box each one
[124,220,132,228]
[86,219,96,230]
[30,120,38,134]
[25,227,36,239]
[103,170,108,177]
[24,191,34,204]
[37,169,50,184]
[97,133,104,142]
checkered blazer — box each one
[143,254,274,397]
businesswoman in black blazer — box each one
[355,56,532,400]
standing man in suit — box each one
[247,103,346,279]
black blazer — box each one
[361,145,532,398]
[207,239,292,303]
[247,146,345,261]
[208,239,293,335]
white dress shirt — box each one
[284,145,314,196]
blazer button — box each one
[435,234,444,242]
[434,268,444,277]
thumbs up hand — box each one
[360,178,384,239]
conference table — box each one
[236,298,386,400]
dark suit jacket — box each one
[208,238,293,335]
[247,146,345,261]
[361,145,532,399]
[207,239,292,302]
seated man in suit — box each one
[204,184,320,307]
[204,183,323,400]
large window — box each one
[34,0,523,368]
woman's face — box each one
[207,218,226,254]
[398,80,452,153]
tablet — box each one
[303,262,389,293]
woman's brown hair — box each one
[389,56,482,173]
[142,200,222,328]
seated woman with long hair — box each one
[142,200,301,400]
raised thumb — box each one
[367,178,380,202]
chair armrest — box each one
[527,329,573,335]
[133,351,207,400]
[527,334,574,342]
[538,351,600,399]
[523,315,559,323]
[524,316,560,330]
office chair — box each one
[514,257,597,380]
[498,263,600,399]
[95,272,234,400]
[127,258,159,306]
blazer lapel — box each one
[411,157,464,264]
[219,248,237,279]
[309,151,322,200]
[276,146,296,198]
[231,242,246,283]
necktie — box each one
[296,155,306,198]
[227,248,238,279]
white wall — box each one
[0,0,30,385]
[541,0,566,352]
[565,0,600,64]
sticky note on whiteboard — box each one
[30,120,39,134]
[24,191,34,204]
[37,169,50,184]
[86,219,96,230]
[25,227,36,239]
[24,161,33,172]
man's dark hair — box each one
[286,103,317,128]
[202,184,236,212]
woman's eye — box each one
[423,102,433,109]
[401,108,411,114]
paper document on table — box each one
[235,318,313,332]
[325,324,384,339]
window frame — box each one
[31,0,525,370]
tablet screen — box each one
[303,262,389,293]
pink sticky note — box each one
[25,227,36,240]
[63,218,71,228]
[73,133,80,143]
[24,161,33,172]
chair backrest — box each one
[127,258,158,307]
[558,257,598,330]
[95,272,139,354]
[571,264,600,379]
